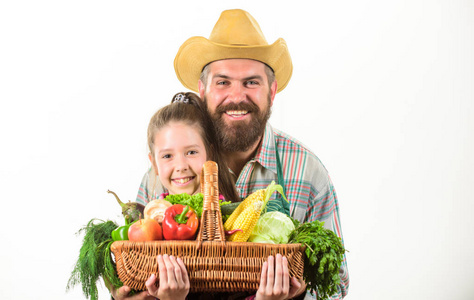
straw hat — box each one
[174,9,293,93]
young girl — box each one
[142,92,239,204]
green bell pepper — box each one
[111,215,132,241]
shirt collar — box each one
[253,123,278,175]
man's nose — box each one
[227,83,246,103]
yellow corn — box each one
[224,181,288,242]
[227,201,263,242]
[224,189,265,230]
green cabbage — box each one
[248,211,295,244]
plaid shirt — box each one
[136,123,349,299]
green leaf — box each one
[288,219,346,299]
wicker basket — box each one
[111,161,305,293]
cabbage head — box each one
[248,211,295,244]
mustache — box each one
[215,101,260,114]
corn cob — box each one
[227,201,263,242]
[224,181,288,242]
[223,189,265,229]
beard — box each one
[205,95,272,152]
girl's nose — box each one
[174,155,189,172]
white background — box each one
[0,1,473,299]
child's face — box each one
[149,121,207,196]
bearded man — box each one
[134,9,349,300]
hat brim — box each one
[174,36,293,93]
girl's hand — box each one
[145,254,190,300]
[256,254,303,300]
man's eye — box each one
[246,80,259,86]
[216,81,228,85]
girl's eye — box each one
[162,154,172,159]
[187,150,198,155]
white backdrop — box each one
[1,1,473,299]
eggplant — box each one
[107,190,145,222]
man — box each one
[137,9,349,299]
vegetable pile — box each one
[68,184,346,300]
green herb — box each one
[66,219,123,300]
[288,219,346,299]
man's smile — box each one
[225,110,249,119]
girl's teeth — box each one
[175,178,191,184]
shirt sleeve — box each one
[136,171,149,205]
[305,177,350,299]
[137,168,168,205]
[136,168,153,205]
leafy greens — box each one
[164,193,205,218]
[288,219,346,299]
[66,219,123,300]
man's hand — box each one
[255,254,303,300]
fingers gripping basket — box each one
[111,161,305,293]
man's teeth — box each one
[226,110,248,115]
[175,178,191,184]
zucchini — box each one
[220,201,241,215]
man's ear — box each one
[198,80,205,99]
[269,80,278,105]
[148,153,158,175]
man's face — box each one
[199,59,277,152]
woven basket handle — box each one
[196,161,226,244]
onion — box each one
[144,199,172,223]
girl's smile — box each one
[172,176,196,185]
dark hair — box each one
[147,92,239,203]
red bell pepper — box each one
[162,204,199,240]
